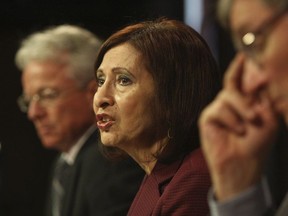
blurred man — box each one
[15,25,144,216]
[199,0,288,215]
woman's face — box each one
[93,43,157,152]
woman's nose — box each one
[93,83,114,110]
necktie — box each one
[51,157,71,216]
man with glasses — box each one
[15,25,144,216]
[198,0,288,215]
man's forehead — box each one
[230,0,274,34]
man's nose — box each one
[27,100,46,120]
[242,58,268,95]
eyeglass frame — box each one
[232,7,288,59]
[17,87,81,113]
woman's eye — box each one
[97,78,105,87]
[118,76,132,86]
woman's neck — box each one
[124,138,168,175]
[136,152,158,175]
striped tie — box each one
[51,157,71,216]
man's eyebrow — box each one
[232,23,251,38]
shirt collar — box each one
[61,125,97,165]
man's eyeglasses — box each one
[233,8,287,59]
[17,87,75,113]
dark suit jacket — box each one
[46,130,145,216]
[128,148,211,216]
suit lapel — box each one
[277,192,288,216]
[128,155,184,215]
[61,130,99,216]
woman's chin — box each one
[100,136,116,147]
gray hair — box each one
[217,0,288,28]
[15,25,102,87]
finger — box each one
[253,96,279,132]
[224,53,245,91]
[218,90,257,122]
[199,92,246,135]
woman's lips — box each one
[97,120,114,130]
[96,113,115,131]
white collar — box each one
[61,125,97,165]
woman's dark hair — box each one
[95,18,221,162]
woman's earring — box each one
[167,128,173,139]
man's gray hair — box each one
[15,25,102,87]
[217,0,288,28]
